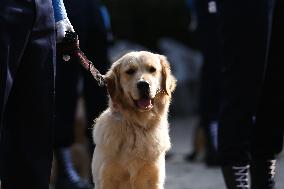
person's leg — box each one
[251,1,284,188]
[83,0,109,156]
[195,0,221,166]
[218,0,269,188]
[0,0,36,140]
[54,56,80,149]
[81,12,109,184]
[0,0,36,177]
[0,0,55,188]
[82,63,108,188]
[54,50,92,189]
[53,1,94,188]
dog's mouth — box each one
[134,98,154,111]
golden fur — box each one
[92,51,176,189]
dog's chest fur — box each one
[93,109,171,162]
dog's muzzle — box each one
[135,81,153,111]
[137,81,150,98]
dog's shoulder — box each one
[93,108,126,153]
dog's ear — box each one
[159,55,177,95]
[105,62,121,101]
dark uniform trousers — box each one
[251,0,284,160]
[196,0,221,160]
[0,0,55,188]
[218,0,284,165]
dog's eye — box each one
[126,68,136,75]
[149,66,156,73]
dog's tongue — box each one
[137,98,152,109]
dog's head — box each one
[105,51,176,113]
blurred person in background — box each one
[103,0,191,51]
[53,0,111,189]
[218,0,284,188]
[185,0,221,167]
[0,0,73,189]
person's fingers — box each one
[56,19,74,43]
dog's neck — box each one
[109,100,167,130]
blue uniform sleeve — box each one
[186,0,196,12]
[52,0,68,22]
[100,6,112,31]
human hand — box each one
[56,18,74,43]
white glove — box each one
[56,18,74,43]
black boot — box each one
[221,165,250,189]
[250,159,276,189]
[54,148,92,189]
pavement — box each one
[165,116,284,189]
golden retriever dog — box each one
[92,51,176,189]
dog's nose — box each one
[137,81,150,95]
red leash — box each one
[57,31,106,87]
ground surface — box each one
[165,117,284,189]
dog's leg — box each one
[100,177,118,189]
[100,161,128,189]
[92,148,103,189]
[130,159,165,189]
[100,167,119,189]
